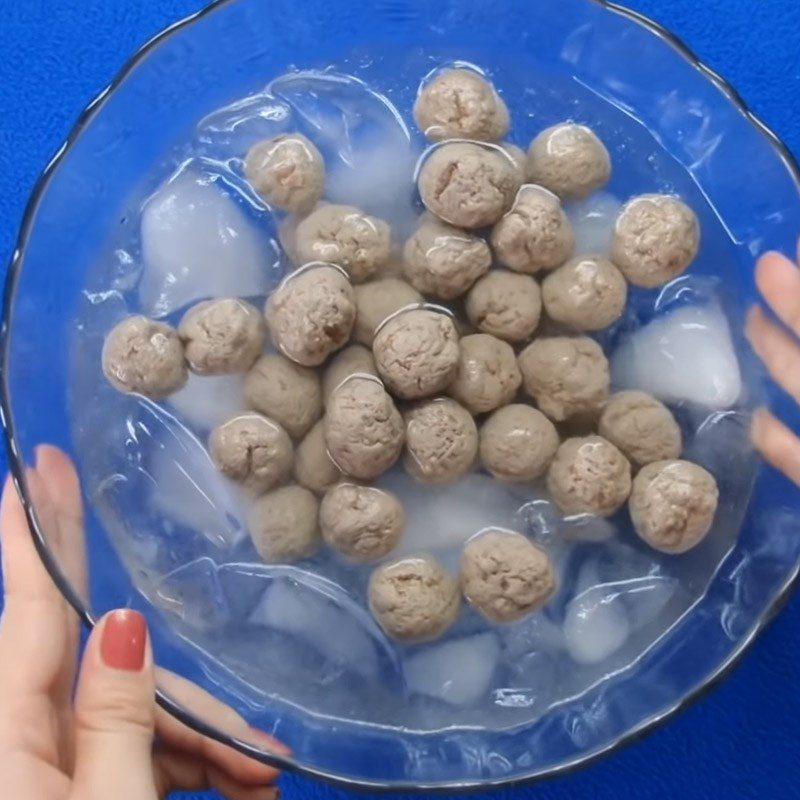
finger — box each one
[751,407,800,487]
[0,472,71,699]
[755,250,800,336]
[155,668,286,786]
[156,748,280,800]
[745,306,800,402]
[72,610,159,800]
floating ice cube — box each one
[494,651,557,711]
[611,303,742,409]
[404,634,500,706]
[155,557,230,630]
[147,412,248,548]
[565,192,622,256]
[378,469,532,561]
[248,577,389,679]
[270,71,418,236]
[140,169,279,317]
[621,575,680,632]
[501,613,566,658]
[167,373,247,432]
[682,409,754,481]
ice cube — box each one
[167,373,246,432]
[501,613,566,658]
[269,71,418,236]
[560,514,617,543]
[621,575,679,632]
[682,409,755,482]
[248,576,390,679]
[494,650,557,711]
[140,169,280,317]
[404,634,500,706]
[565,192,622,256]
[155,557,230,630]
[611,303,743,409]
[378,469,531,560]
[146,410,248,548]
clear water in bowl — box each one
[69,46,761,738]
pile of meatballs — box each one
[102,67,720,645]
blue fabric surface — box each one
[1,1,799,798]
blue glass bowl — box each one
[3,0,800,790]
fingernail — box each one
[100,610,147,671]
[247,726,292,755]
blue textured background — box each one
[1,1,799,798]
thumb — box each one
[72,610,158,800]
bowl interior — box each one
[5,0,800,789]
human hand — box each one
[0,445,286,799]
[746,240,800,487]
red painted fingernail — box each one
[100,610,147,671]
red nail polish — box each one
[100,610,147,671]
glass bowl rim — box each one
[2,0,800,791]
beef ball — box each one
[244,133,324,213]
[547,435,632,517]
[598,391,682,468]
[372,308,460,400]
[209,413,293,493]
[265,264,356,367]
[611,194,700,288]
[102,315,187,398]
[418,142,521,229]
[248,485,320,563]
[517,336,610,421]
[526,123,611,200]
[320,483,405,562]
[178,298,265,375]
[629,459,719,554]
[461,530,556,622]
[542,255,627,331]
[293,420,342,495]
[448,333,522,414]
[479,404,560,482]
[352,278,422,346]
[294,203,391,283]
[322,344,378,404]
[413,68,509,142]
[402,216,491,300]
[465,270,542,343]
[244,353,322,440]
[491,184,574,274]
[324,375,404,480]
[368,556,461,642]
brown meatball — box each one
[479,404,560,482]
[244,133,325,213]
[402,217,491,300]
[320,483,405,562]
[526,123,611,200]
[630,460,719,554]
[465,270,542,343]
[368,556,461,642]
[546,435,632,517]
[102,315,187,398]
[248,485,320,563]
[598,391,682,468]
[418,142,521,229]
[209,413,293,493]
[542,255,628,331]
[178,298,265,375]
[244,353,322,440]
[294,204,391,283]
[611,194,700,288]
[500,143,529,184]
[491,184,574,274]
[448,333,522,414]
[461,530,555,622]
[352,278,422,346]
[266,264,356,367]
[294,420,342,495]
[404,397,478,484]
[322,344,378,404]
[372,308,460,400]
[413,68,510,142]
[324,376,404,480]
[517,336,610,421]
